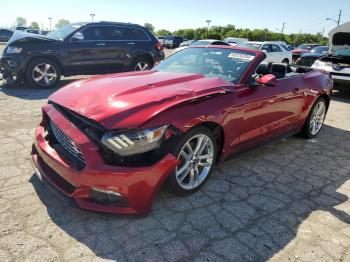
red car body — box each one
[31,46,332,214]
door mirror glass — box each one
[70,32,84,41]
[256,74,277,86]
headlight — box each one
[101,125,168,156]
[312,60,332,68]
[6,47,23,54]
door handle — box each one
[96,43,105,46]
[127,42,135,45]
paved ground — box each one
[1,47,350,261]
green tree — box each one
[155,29,171,36]
[144,23,155,32]
[30,22,40,29]
[16,17,26,26]
[55,19,70,29]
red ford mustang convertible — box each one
[31,46,332,214]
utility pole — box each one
[321,27,325,36]
[281,22,285,34]
[337,9,342,26]
[90,14,95,22]
[48,17,52,31]
[205,20,211,38]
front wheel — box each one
[26,58,61,88]
[167,127,217,195]
[300,97,327,139]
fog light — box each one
[90,188,128,207]
[7,60,16,67]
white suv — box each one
[239,41,292,64]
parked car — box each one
[179,40,195,48]
[0,22,164,88]
[156,35,165,45]
[15,26,28,31]
[296,46,329,67]
[24,29,41,34]
[31,46,332,214]
[0,29,13,42]
[238,41,292,63]
[312,22,350,85]
[163,35,184,48]
[223,37,248,46]
[292,44,322,62]
[173,39,230,53]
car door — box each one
[126,27,153,66]
[260,44,273,62]
[271,44,284,62]
[236,77,305,147]
[64,25,126,73]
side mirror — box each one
[70,32,84,41]
[256,74,277,86]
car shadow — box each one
[0,78,81,100]
[29,124,350,261]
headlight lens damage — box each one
[101,125,168,156]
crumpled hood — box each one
[7,30,57,45]
[49,71,232,129]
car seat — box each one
[256,62,272,75]
[270,63,287,79]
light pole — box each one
[326,9,342,26]
[90,13,95,22]
[48,17,52,31]
[205,19,211,37]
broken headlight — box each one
[101,125,168,156]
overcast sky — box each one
[1,0,350,35]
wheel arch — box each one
[184,121,225,164]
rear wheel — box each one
[26,58,61,88]
[131,56,152,71]
[300,97,327,139]
[282,58,289,64]
[167,127,217,195]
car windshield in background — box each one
[190,40,211,46]
[238,43,261,50]
[154,47,255,83]
[46,23,83,40]
[310,46,329,53]
[333,48,350,57]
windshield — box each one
[311,46,329,53]
[238,42,261,51]
[190,40,211,46]
[333,48,350,57]
[46,24,83,40]
[154,47,255,83]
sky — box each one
[1,0,350,36]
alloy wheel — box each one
[135,62,150,71]
[310,101,326,135]
[32,63,57,86]
[175,134,214,190]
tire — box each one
[131,56,152,72]
[167,127,218,195]
[26,58,61,88]
[282,58,289,64]
[300,97,327,139]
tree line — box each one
[15,17,70,30]
[151,24,329,46]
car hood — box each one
[49,71,232,129]
[302,52,324,58]
[7,30,57,45]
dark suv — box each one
[0,22,164,88]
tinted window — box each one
[128,28,149,40]
[271,45,282,52]
[107,26,128,40]
[81,26,108,40]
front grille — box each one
[49,120,86,170]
